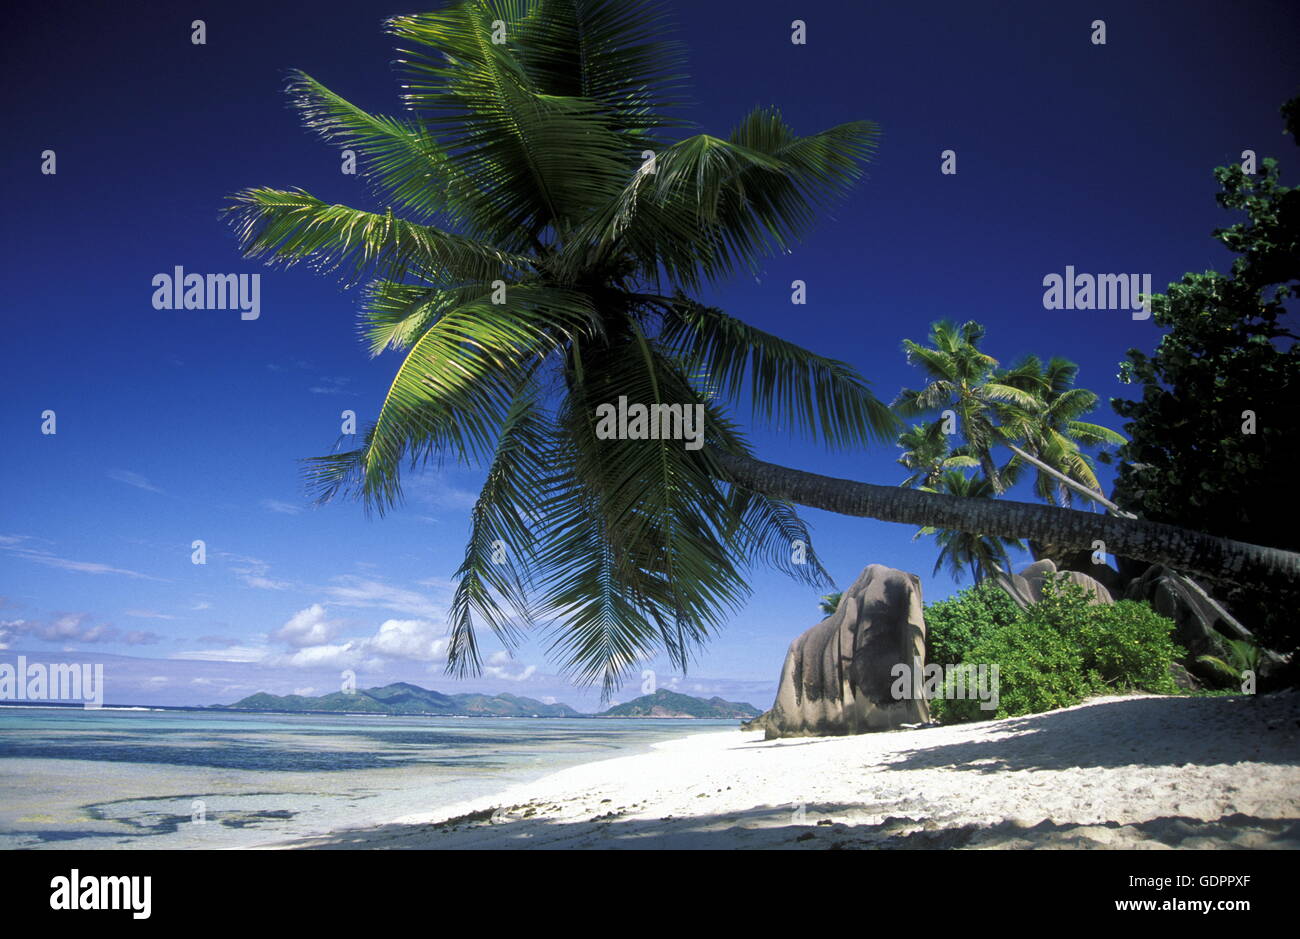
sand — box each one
[269,691,1300,849]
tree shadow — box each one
[882,693,1300,774]
[282,803,1300,850]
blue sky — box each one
[2,0,1297,710]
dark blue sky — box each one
[2,0,1297,708]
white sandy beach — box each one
[270,691,1300,849]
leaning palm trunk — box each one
[1003,443,1282,658]
[710,448,1300,591]
[1005,442,1129,515]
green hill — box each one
[598,689,761,719]
[228,682,580,717]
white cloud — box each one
[407,472,480,511]
[484,664,537,683]
[223,554,293,591]
[308,376,352,395]
[277,642,368,670]
[171,646,269,663]
[107,470,162,493]
[261,499,303,515]
[274,604,341,648]
[366,618,447,663]
[125,609,177,620]
[1,543,164,581]
[324,576,445,619]
[244,576,291,590]
[264,613,449,671]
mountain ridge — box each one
[226,683,759,718]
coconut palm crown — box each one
[225,0,896,695]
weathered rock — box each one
[1167,660,1203,692]
[746,564,929,739]
[1123,565,1234,679]
[993,558,1114,609]
[1027,539,1128,596]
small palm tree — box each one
[818,592,843,616]
[896,420,979,489]
[1196,638,1263,686]
[916,471,1025,584]
[893,321,1025,492]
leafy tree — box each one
[936,579,1182,722]
[1110,96,1300,658]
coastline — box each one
[265,692,1300,850]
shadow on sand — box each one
[286,805,1300,850]
[880,694,1300,775]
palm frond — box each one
[661,294,898,447]
[225,187,526,288]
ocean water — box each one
[0,706,738,849]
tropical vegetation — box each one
[226,1,1300,693]
[928,579,1184,722]
[1110,96,1300,661]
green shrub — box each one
[928,576,1183,723]
[923,580,1021,667]
[1073,600,1184,694]
[940,608,1096,721]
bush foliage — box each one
[925,577,1183,722]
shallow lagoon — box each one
[0,707,736,849]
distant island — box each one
[597,689,761,719]
[226,682,759,719]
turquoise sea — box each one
[0,706,738,849]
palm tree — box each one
[995,355,1125,507]
[893,321,1021,491]
[896,420,978,489]
[227,0,891,695]
[915,471,1024,584]
[818,592,843,616]
[228,0,1300,693]
[895,323,1126,506]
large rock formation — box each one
[993,558,1114,609]
[1026,539,1128,596]
[743,564,929,739]
[1122,565,1234,672]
